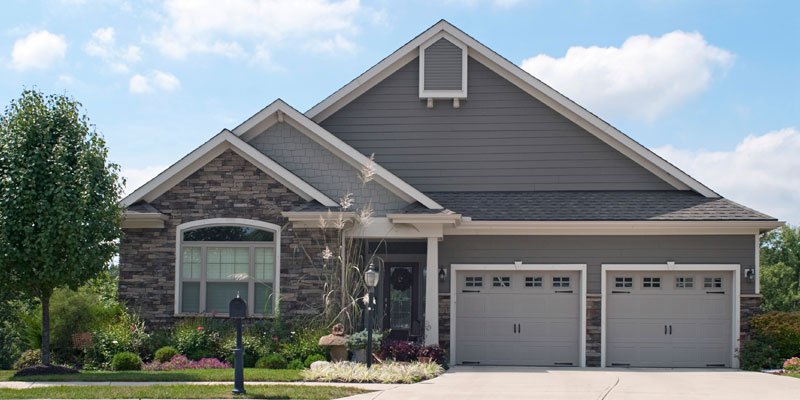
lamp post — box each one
[364,263,380,368]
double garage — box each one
[451,264,739,368]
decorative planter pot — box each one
[351,349,367,363]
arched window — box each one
[175,219,279,316]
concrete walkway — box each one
[0,380,396,391]
[341,366,800,400]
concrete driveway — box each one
[343,366,800,400]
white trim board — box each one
[305,20,718,198]
[600,263,740,369]
[449,263,587,367]
[174,218,282,316]
[444,220,783,236]
[121,130,337,208]
[232,99,442,210]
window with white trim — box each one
[553,277,570,288]
[525,276,543,287]
[465,276,483,287]
[643,277,661,288]
[615,277,633,288]
[179,224,278,316]
[704,277,723,288]
[675,277,694,288]
[493,276,511,288]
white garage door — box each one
[455,270,580,366]
[606,271,733,367]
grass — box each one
[786,373,800,379]
[0,384,366,399]
[1,369,302,382]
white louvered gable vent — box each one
[419,32,468,100]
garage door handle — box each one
[611,290,630,294]
[555,290,573,293]
[513,324,517,333]
[706,291,725,294]
[518,323,522,334]
[462,290,480,293]
[665,325,667,335]
[669,325,672,335]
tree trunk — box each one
[41,292,52,366]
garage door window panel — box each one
[615,277,633,288]
[704,277,723,288]
[553,277,570,288]
[675,277,694,289]
[525,276,543,288]
[643,277,661,288]
[465,276,483,288]
[493,276,511,288]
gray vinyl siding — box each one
[321,57,674,192]
[424,38,462,91]
[439,235,755,294]
[247,122,409,213]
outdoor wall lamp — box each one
[438,266,447,282]
[744,268,755,281]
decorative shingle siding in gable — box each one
[119,149,329,326]
[424,38,463,91]
[248,122,409,213]
[320,57,674,192]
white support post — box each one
[425,237,439,345]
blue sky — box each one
[2,0,799,223]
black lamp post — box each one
[229,294,247,395]
[364,263,380,368]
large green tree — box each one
[0,90,124,365]
[760,225,800,312]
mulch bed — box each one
[13,364,79,377]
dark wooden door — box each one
[382,263,420,341]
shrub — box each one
[13,349,44,370]
[111,352,142,371]
[304,354,326,368]
[750,312,800,358]
[256,353,287,369]
[84,311,150,369]
[143,355,230,371]
[345,330,384,351]
[379,341,419,362]
[154,346,179,363]
[785,357,800,373]
[287,359,305,370]
[417,345,447,367]
[173,322,222,361]
[302,361,444,384]
[221,332,263,367]
[279,324,328,363]
[739,336,782,371]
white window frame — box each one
[450,263,587,367]
[174,218,281,317]
[418,31,468,99]
[601,264,740,369]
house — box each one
[119,20,782,368]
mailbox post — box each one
[229,295,247,395]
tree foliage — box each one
[0,90,124,364]
[760,225,800,312]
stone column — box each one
[425,237,439,345]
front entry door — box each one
[382,263,420,341]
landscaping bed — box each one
[0,384,366,399]
[1,368,301,382]
[302,361,444,384]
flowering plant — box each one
[784,357,800,373]
[143,354,231,371]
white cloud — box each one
[122,165,168,195]
[148,0,363,62]
[85,27,142,73]
[304,33,356,54]
[129,70,180,94]
[654,127,800,225]
[10,30,67,70]
[521,31,733,121]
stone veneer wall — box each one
[586,295,601,367]
[438,294,451,350]
[739,295,762,342]
[119,149,332,326]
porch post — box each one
[425,237,439,345]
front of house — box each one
[119,21,782,368]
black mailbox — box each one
[229,297,247,318]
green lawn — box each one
[1,369,302,382]
[0,384,366,399]
[786,373,800,379]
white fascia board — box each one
[121,212,168,229]
[386,213,462,225]
[121,130,337,208]
[304,20,718,198]
[444,220,784,236]
[281,211,356,223]
[232,99,443,210]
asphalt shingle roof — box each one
[288,191,776,222]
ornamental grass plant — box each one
[302,361,443,384]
